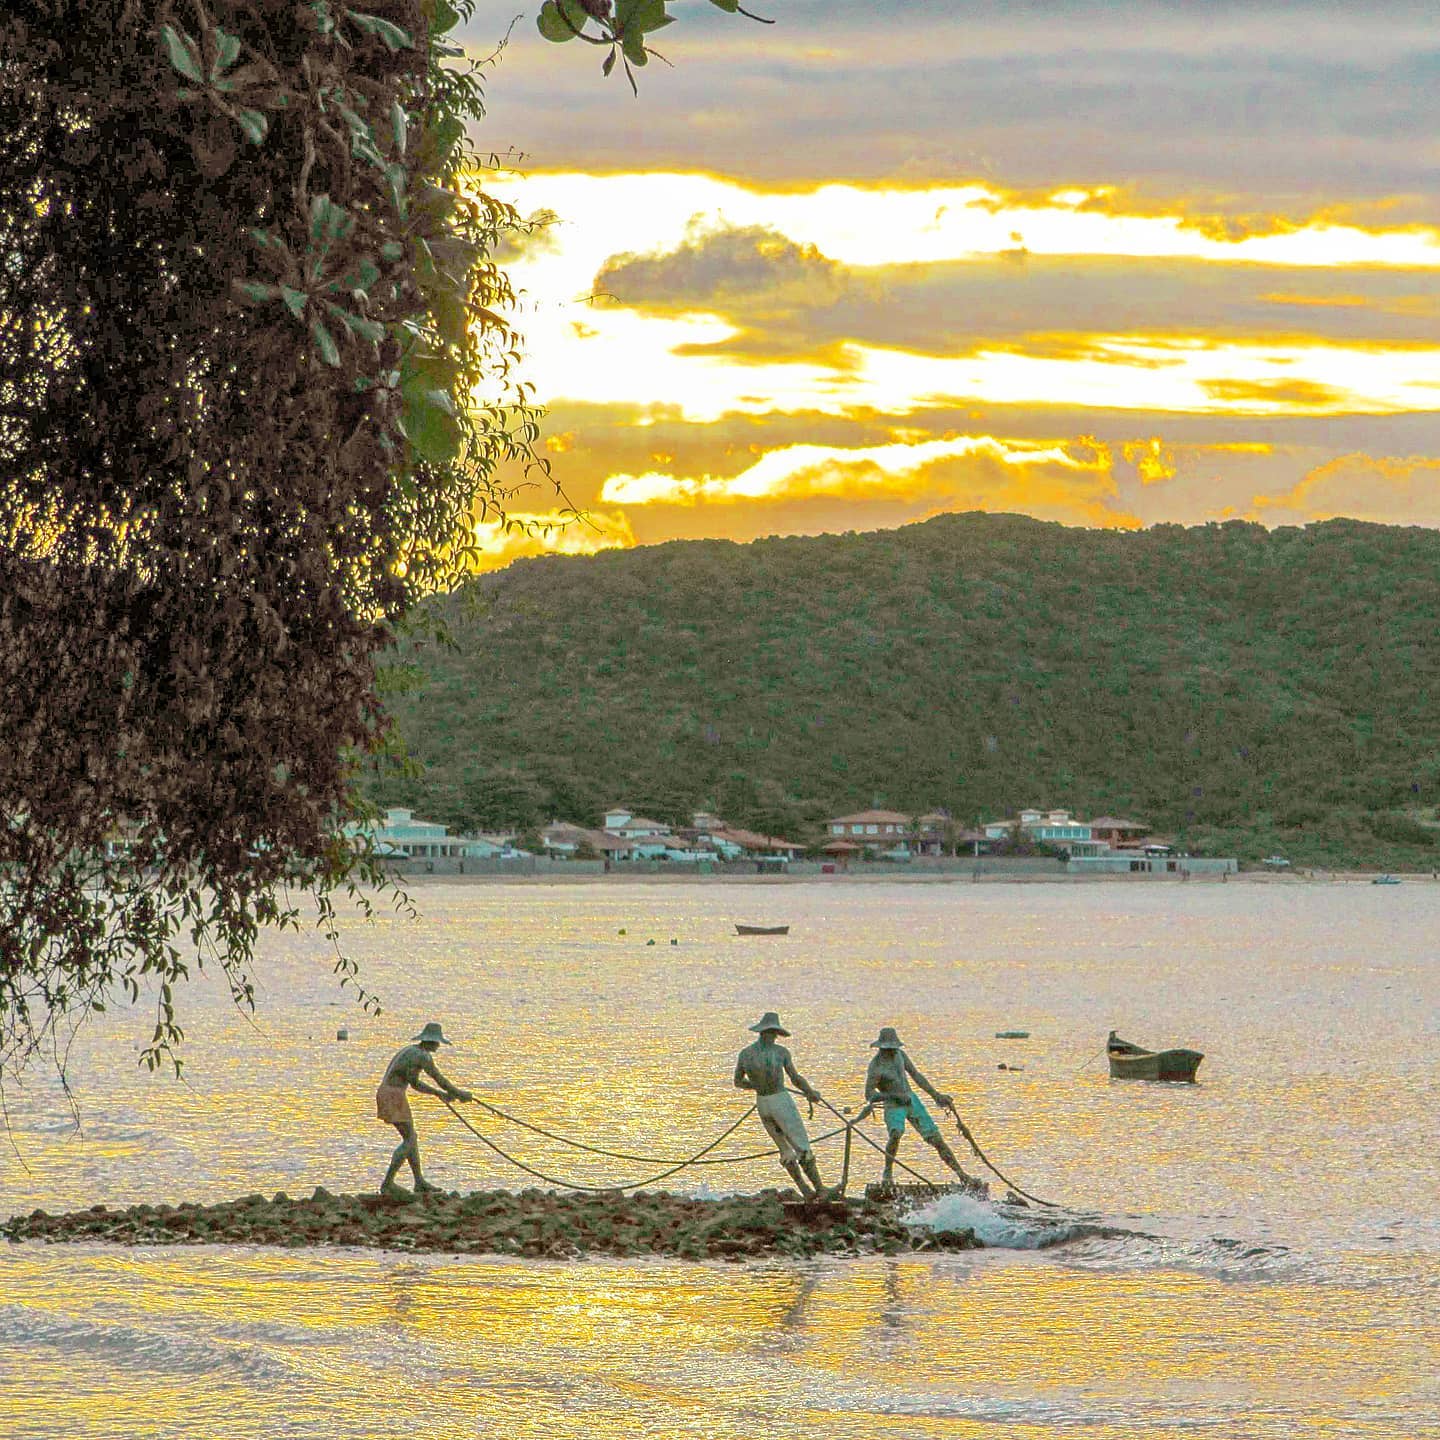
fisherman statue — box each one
[375,1022,473,1199]
[733,1011,833,1200]
[862,1026,986,1196]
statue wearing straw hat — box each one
[375,1022,473,1199]
[733,1011,832,1200]
[862,1026,986,1195]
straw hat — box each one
[870,1026,904,1050]
[411,1021,453,1046]
[748,1011,790,1036]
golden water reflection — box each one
[3,882,1439,1437]
[3,1245,1437,1439]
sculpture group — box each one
[375,1014,986,1201]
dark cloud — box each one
[491,208,563,263]
[595,223,846,308]
[478,2,1440,202]
[590,227,1440,358]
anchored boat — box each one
[735,924,790,935]
[1106,1030,1204,1082]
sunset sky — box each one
[461,1,1440,565]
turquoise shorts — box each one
[883,1095,941,1141]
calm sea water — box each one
[2,880,1437,1439]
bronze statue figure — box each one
[733,1012,832,1200]
[863,1026,986,1195]
[375,1022,473,1199]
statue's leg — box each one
[800,1150,829,1199]
[781,1156,814,1198]
[882,1129,902,1184]
[926,1133,986,1195]
[383,1124,415,1197]
[407,1127,441,1191]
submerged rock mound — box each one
[3,1187,982,1261]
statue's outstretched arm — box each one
[416,1055,471,1101]
[784,1055,820,1104]
[905,1055,953,1108]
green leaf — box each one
[380,240,405,261]
[310,318,341,367]
[236,108,269,145]
[707,0,739,9]
[432,0,462,34]
[537,0,579,42]
[401,374,462,467]
[390,101,408,156]
[327,303,386,344]
[602,48,616,76]
[619,0,668,30]
[280,286,308,319]
[231,279,282,304]
[622,28,648,65]
[345,9,414,50]
[213,27,241,73]
[160,24,205,84]
[430,114,464,164]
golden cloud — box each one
[470,508,636,571]
[1251,453,1440,524]
[598,435,1138,529]
[1123,437,1178,484]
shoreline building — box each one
[982,808,1108,857]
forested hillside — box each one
[368,513,1440,868]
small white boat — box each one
[1372,874,1402,885]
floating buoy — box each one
[646,939,656,946]
[670,938,678,946]
[336,1027,349,1041]
[618,928,627,935]
[995,1030,1030,1039]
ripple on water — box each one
[0,1303,297,1383]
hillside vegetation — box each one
[368,513,1440,869]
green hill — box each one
[367,512,1440,869]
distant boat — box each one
[1106,1030,1204,1082]
[1372,874,1402,885]
[735,923,789,935]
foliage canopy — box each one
[375,513,1440,869]
[0,0,544,1076]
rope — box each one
[943,1107,1063,1209]
[465,1094,790,1167]
[443,1099,763,1193]
[810,1094,942,1188]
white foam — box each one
[902,1192,1087,1249]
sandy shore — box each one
[3,1187,982,1261]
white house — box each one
[982,808,1107,857]
[602,805,671,838]
[352,808,499,861]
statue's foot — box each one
[380,1181,415,1202]
[414,1178,441,1195]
